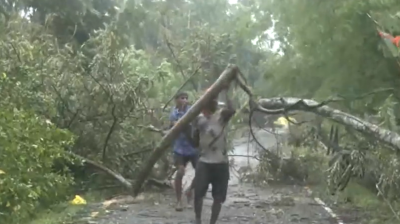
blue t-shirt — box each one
[169,105,197,156]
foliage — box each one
[0,5,173,223]
[0,0,270,222]
[29,192,101,224]
[256,0,400,110]
[0,86,75,223]
[4,0,400,222]
[293,146,399,224]
[244,0,400,218]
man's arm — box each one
[169,105,191,127]
[220,89,236,124]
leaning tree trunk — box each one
[132,64,240,196]
[258,97,400,152]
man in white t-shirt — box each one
[192,85,235,224]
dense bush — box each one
[0,103,75,223]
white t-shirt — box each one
[194,111,229,164]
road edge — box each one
[304,186,344,224]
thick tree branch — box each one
[72,153,133,190]
[258,97,400,151]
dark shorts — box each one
[173,153,198,168]
[194,161,230,203]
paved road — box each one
[93,130,337,224]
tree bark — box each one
[132,64,239,196]
[258,97,400,151]
[72,153,133,190]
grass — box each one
[298,158,398,222]
[281,146,400,223]
[312,181,399,224]
[311,181,381,207]
[29,192,103,224]
[340,182,381,208]
[29,204,84,224]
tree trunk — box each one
[258,97,400,151]
[132,64,239,196]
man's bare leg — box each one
[194,196,203,224]
[175,165,185,211]
[210,200,222,224]
[186,156,198,207]
[185,176,195,206]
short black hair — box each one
[175,92,188,99]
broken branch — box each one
[258,97,400,152]
[72,153,133,190]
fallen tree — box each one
[84,68,400,197]
[91,78,400,196]
[258,97,400,152]
[132,64,240,195]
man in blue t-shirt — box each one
[169,92,198,211]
